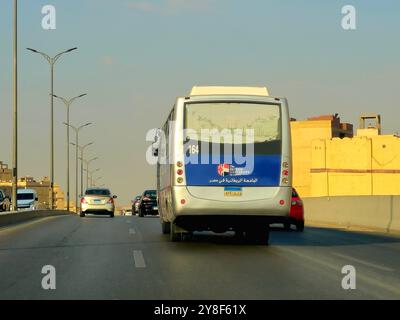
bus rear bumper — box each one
[169,186,291,229]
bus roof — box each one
[190,86,269,97]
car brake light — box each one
[143,197,150,201]
[108,198,114,204]
[81,198,87,204]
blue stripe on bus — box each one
[185,155,281,187]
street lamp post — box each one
[84,168,100,188]
[90,169,100,187]
[11,0,18,211]
[84,158,98,190]
[27,46,78,209]
[73,143,94,198]
[64,122,91,212]
[93,176,103,187]
[53,94,87,212]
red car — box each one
[284,188,305,232]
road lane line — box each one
[276,247,400,296]
[126,220,132,224]
[133,250,146,268]
[332,253,394,272]
[129,228,136,235]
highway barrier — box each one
[303,195,400,233]
[0,210,72,228]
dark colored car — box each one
[284,188,305,232]
[138,190,158,217]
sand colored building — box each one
[292,114,400,197]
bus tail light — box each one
[177,177,184,184]
[177,169,183,176]
[281,161,290,185]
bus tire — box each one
[162,221,171,234]
[296,221,304,232]
[246,228,269,245]
[170,223,181,242]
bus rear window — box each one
[184,102,282,155]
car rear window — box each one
[144,191,157,199]
[86,189,111,196]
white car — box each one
[80,188,117,218]
[17,189,39,211]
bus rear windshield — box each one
[184,102,282,155]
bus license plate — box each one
[224,187,242,197]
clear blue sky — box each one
[1,0,399,205]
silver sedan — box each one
[80,188,117,218]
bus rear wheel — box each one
[161,221,171,234]
[170,223,182,242]
[246,228,270,245]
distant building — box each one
[291,114,400,197]
[0,161,65,210]
[0,161,12,183]
[291,114,354,197]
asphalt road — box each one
[0,214,399,300]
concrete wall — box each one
[0,210,71,227]
[303,196,400,233]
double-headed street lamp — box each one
[64,122,91,212]
[27,46,78,209]
[72,142,94,199]
[84,168,100,188]
[92,176,103,188]
[53,94,87,212]
[83,158,98,190]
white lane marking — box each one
[332,253,394,272]
[133,250,146,268]
[126,220,132,224]
[275,247,400,297]
[129,228,136,235]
